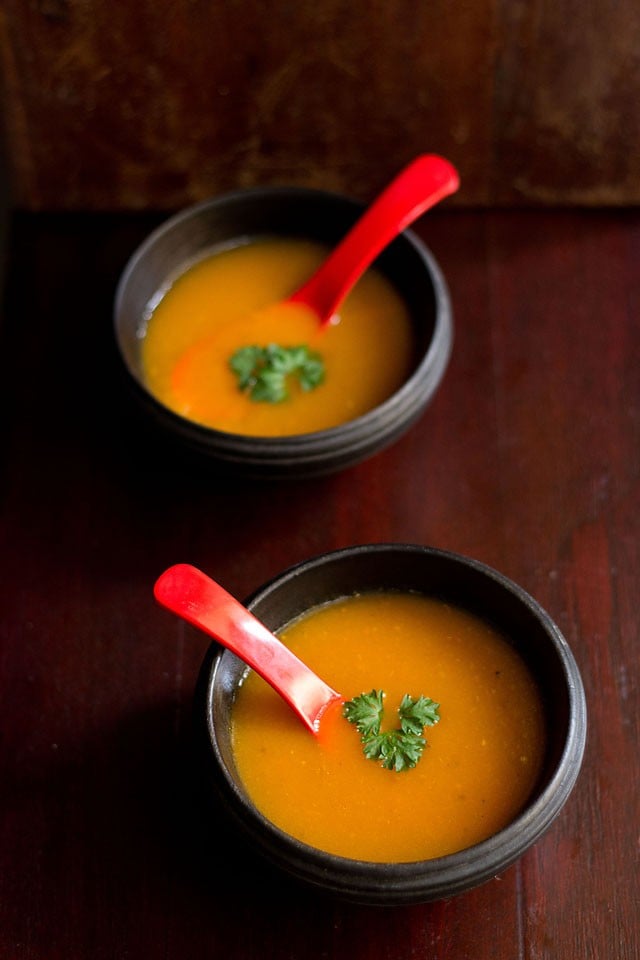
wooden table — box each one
[1,208,638,958]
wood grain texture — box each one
[0,209,638,957]
[1,0,639,210]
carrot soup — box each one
[231,592,546,863]
[141,238,415,436]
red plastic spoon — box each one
[289,153,459,329]
[154,563,342,734]
[168,155,459,421]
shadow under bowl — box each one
[195,543,587,905]
[114,187,453,479]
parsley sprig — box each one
[343,690,440,772]
[229,344,325,403]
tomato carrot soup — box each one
[231,593,546,862]
[141,238,415,436]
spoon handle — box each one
[290,153,459,327]
[154,563,342,733]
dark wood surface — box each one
[3,0,640,210]
[1,208,638,958]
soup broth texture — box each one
[231,593,546,863]
[141,239,415,436]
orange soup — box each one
[141,238,414,436]
[231,593,546,862]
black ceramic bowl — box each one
[195,543,587,906]
[114,187,452,478]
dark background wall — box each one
[1,0,639,211]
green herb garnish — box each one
[343,689,440,772]
[229,344,325,403]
